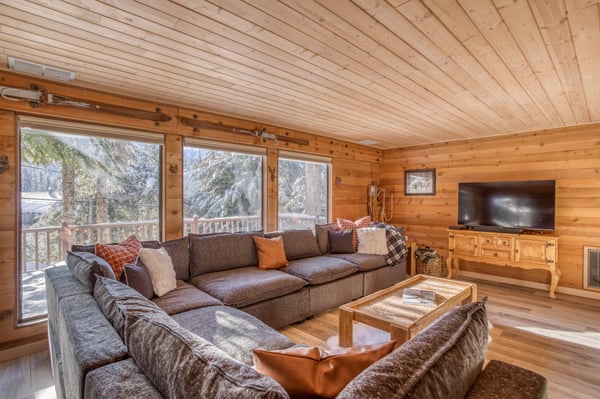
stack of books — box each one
[402,288,437,306]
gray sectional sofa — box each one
[47,227,547,398]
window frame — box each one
[17,116,165,324]
[277,150,332,229]
[183,138,267,233]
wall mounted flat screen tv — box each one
[458,180,556,232]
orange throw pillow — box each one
[253,236,289,269]
[95,235,142,280]
[254,341,396,398]
[337,216,372,250]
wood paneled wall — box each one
[382,124,600,290]
[0,71,380,351]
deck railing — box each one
[21,213,326,273]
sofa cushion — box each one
[465,360,548,399]
[172,305,296,365]
[93,276,167,341]
[265,230,321,260]
[253,341,396,398]
[253,236,289,269]
[122,263,154,299]
[138,247,177,297]
[84,359,163,399]
[327,253,388,272]
[58,294,128,399]
[95,235,142,280]
[190,231,263,276]
[191,266,307,308]
[45,265,90,335]
[66,251,115,291]
[337,299,489,399]
[72,240,162,254]
[328,230,355,254]
[315,223,339,255]
[152,280,222,315]
[126,310,290,399]
[161,236,190,280]
[281,256,358,285]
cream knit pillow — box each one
[356,228,388,255]
[138,247,177,297]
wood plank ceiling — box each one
[0,0,599,149]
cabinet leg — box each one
[446,256,454,279]
[549,268,561,299]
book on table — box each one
[402,288,437,306]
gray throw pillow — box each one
[315,223,339,255]
[328,230,355,254]
[338,298,489,399]
[66,251,116,291]
[93,276,165,341]
[126,311,289,399]
[122,263,154,300]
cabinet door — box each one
[515,238,556,267]
[452,233,479,256]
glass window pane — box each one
[278,158,328,230]
[19,127,161,321]
[183,146,263,234]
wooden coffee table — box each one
[338,274,477,347]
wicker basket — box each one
[416,256,445,277]
[415,247,445,277]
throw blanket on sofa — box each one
[372,223,408,266]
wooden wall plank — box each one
[0,111,46,349]
[382,123,600,291]
[266,148,279,232]
[164,134,183,240]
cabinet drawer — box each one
[480,248,512,260]
[480,235,512,249]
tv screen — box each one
[458,180,556,231]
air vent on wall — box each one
[8,57,76,82]
[357,139,380,146]
[584,246,600,290]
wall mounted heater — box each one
[584,246,600,291]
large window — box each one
[183,139,265,234]
[19,117,162,322]
[278,152,330,230]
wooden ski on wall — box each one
[0,84,172,122]
[180,117,309,146]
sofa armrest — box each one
[465,360,547,399]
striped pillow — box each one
[337,216,372,250]
[96,235,142,280]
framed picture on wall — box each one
[404,169,436,196]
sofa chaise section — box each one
[172,305,296,365]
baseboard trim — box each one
[458,271,600,300]
[0,339,48,363]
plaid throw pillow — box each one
[337,216,372,250]
[96,235,142,280]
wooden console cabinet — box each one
[446,229,561,298]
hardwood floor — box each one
[280,278,600,399]
[1,278,599,399]
[0,349,55,399]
